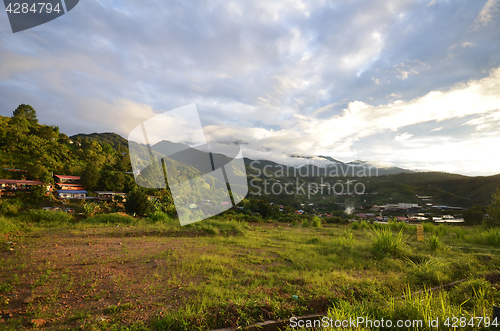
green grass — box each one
[468,227,500,247]
[369,228,408,258]
[0,213,499,330]
[426,234,447,252]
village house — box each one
[53,175,85,191]
[56,190,88,199]
[0,179,52,197]
[94,191,126,201]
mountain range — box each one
[71,132,500,207]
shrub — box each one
[147,211,173,223]
[24,209,73,224]
[369,228,407,258]
[0,216,20,235]
[312,216,322,228]
[306,237,321,244]
[81,201,100,217]
[302,219,311,228]
[0,199,22,215]
[351,221,360,230]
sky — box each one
[1,0,500,176]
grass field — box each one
[0,212,499,330]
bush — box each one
[0,199,23,215]
[125,188,151,216]
[24,209,73,223]
[147,211,173,223]
[369,228,407,258]
[312,216,322,228]
[351,221,360,230]
[0,216,21,235]
[302,219,311,228]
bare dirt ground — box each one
[1,228,216,329]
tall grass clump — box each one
[312,216,322,228]
[351,221,360,230]
[453,227,467,240]
[147,211,174,223]
[24,209,73,224]
[435,224,449,236]
[302,219,311,228]
[369,228,407,258]
[426,234,447,252]
[388,219,411,232]
[407,257,450,286]
[423,222,436,234]
[86,213,134,225]
[467,227,500,247]
[193,218,246,236]
[324,301,372,331]
[449,278,497,313]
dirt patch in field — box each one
[0,230,216,329]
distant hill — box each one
[287,155,414,176]
[58,132,500,206]
[377,172,500,206]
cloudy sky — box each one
[1,0,500,176]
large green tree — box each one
[81,162,101,192]
[463,205,487,224]
[125,188,151,216]
[12,104,38,124]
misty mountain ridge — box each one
[69,133,500,206]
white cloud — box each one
[387,92,402,99]
[390,60,428,80]
[474,0,499,28]
[395,132,413,141]
[203,66,500,175]
[462,110,500,131]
